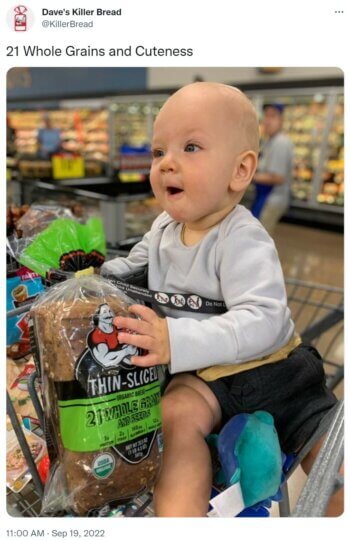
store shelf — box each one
[49,176,113,187]
[289,198,343,214]
[317,94,344,208]
[284,205,343,230]
[8,109,109,164]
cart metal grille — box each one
[285,278,343,391]
[7,485,43,517]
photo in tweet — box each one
[6,66,344,519]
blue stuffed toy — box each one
[207,411,285,517]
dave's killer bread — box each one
[30,276,162,516]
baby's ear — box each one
[229,150,257,193]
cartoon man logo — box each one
[87,304,138,370]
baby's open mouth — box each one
[167,186,184,195]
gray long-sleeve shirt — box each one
[101,205,295,375]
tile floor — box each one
[274,222,343,288]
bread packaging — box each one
[30,274,162,515]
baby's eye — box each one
[152,149,164,158]
[185,143,200,153]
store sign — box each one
[52,155,85,180]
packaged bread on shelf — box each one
[30,274,162,516]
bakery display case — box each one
[247,86,344,225]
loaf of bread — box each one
[30,275,162,516]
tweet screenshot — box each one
[1,0,347,537]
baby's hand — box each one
[114,304,170,367]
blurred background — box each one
[7,67,343,279]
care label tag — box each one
[208,482,245,517]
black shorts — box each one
[204,344,337,454]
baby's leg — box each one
[301,437,344,516]
[153,373,222,517]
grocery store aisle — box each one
[274,222,343,288]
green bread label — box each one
[58,381,161,453]
[56,303,162,464]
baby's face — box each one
[150,86,243,228]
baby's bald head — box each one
[155,82,259,155]
[151,82,259,223]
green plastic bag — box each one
[19,217,106,277]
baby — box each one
[101,82,340,516]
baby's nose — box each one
[160,153,178,172]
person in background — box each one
[37,114,61,159]
[251,103,294,235]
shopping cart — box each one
[6,278,344,517]
[285,278,344,393]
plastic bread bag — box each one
[11,204,74,239]
[7,203,106,280]
[30,272,163,516]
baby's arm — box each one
[101,211,169,278]
[166,224,294,373]
[101,230,150,278]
